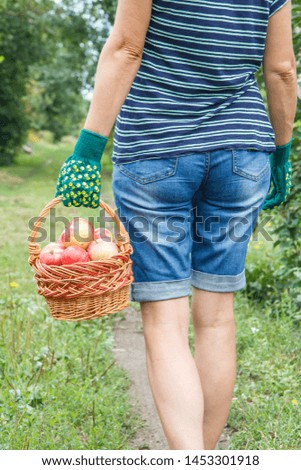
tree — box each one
[0,0,52,165]
[0,0,116,165]
[99,0,117,24]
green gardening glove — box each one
[55,129,108,208]
[262,139,293,210]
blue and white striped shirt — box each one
[112,0,288,164]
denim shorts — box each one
[112,149,271,302]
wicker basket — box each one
[28,197,133,321]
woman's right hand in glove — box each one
[55,129,108,209]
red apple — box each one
[59,217,94,249]
[57,231,65,248]
[94,227,114,242]
[40,243,64,266]
[61,245,90,265]
[88,239,119,260]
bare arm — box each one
[263,0,298,146]
[84,0,153,137]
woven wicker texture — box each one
[28,197,133,321]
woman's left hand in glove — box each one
[262,139,293,211]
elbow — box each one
[276,62,297,83]
[105,33,144,63]
[121,41,144,62]
[264,58,297,83]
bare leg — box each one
[191,288,236,450]
[141,297,205,450]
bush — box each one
[0,1,45,165]
[245,233,301,322]
[0,96,29,166]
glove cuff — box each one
[270,138,293,166]
[276,138,293,150]
[73,129,108,163]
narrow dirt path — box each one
[113,306,231,450]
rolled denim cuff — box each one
[73,129,108,163]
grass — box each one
[228,293,301,450]
[188,288,301,450]
[221,233,301,449]
[0,140,300,449]
[0,141,141,449]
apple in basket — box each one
[94,227,114,242]
[88,239,119,260]
[59,217,94,249]
[40,242,64,266]
[61,246,90,265]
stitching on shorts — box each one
[117,158,179,184]
[191,269,245,280]
[201,152,211,186]
[232,149,270,181]
[191,269,246,289]
[133,277,191,285]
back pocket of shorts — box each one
[117,157,178,184]
[232,150,270,181]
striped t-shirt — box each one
[112,0,288,164]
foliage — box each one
[0,0,115,165]
[245,238,301,322]
[0,1,51,165]
[26,1,112,142]
[101,0,118,24]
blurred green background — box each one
[0,0,300,450]
[0,0,117,168]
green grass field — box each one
[0,141,300,449]
[0,141,141,449]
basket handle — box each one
[28,196,131,265]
